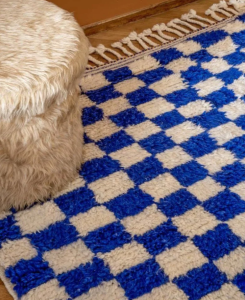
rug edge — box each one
[86,0,245,74]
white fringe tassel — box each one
[152,24,175,40]
[87,0,244,68]
[175,18,198,30]
[111,42,133,56]
[189,9,215,24]
[229,0,245,11]
[211,4,233,16]
[154,23,184,37]
[219,0,239,14]
[122,37,141,53]
[168,19,190,33]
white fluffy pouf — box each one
[0,0,89,211]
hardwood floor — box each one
[0,283,12,300]
[83,0,197,35]
[88,0,219,48]
[0,0,222,298]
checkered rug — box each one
[2,10,245,300]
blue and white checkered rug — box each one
[2,8,245,300]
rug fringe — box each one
[87,0,245,69]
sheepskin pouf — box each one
[0,0,89,211]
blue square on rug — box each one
[165,88,198,107]
[126,156,166,185]
[54,187,97,217]
[203,189,245,221]
[224,135,245,159]
[110,108,146,127]
[214,162,245,188]
[126,87,160,106]
[105,188,153,219]
[6,255,55,298]
[152,110,185,130]
[171,161,208,187]
[135,220,187,255]
[181,132,217,158]
[97,130,134,154]
[138,67,173,85]
[27,221,79,252]
[58,258,113,298]
[193,224,241,260]
[0,215,21,247]
[116,259,168,299]
[233,271,245,294]
[84,222,131,254]
[80,156,121,183]
[174,263,227,300]
[139,132,175,155]
[192,30,228,48]
[104,66,133,83]
[86,85,122,104]
[158,189,199,217]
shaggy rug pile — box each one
[2,2,245,300]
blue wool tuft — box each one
[97,130,134,154]
[236,114,245,130]
[152,48,182,65]
[231,30,245,47]
[181,132,217,158]
[216,68,242,84]
[224,51,245,65]
[28,221,79,252]
[192,30,228,48]
[126,156,166,185]
[205,88,236,108]
[224,135,245,159]
[138,67,173,84]
[193,224,241,260]
[233,271,245,293]
[116,259,168,300]
[171,161,208,187]
[203,189,245,221]
[0,215,21,247]
[110,107,146,127]
[105,188,154,219]
[80,156,121,183]
[174,263,227,300]
[84,222,131,253]
[82,106,104,126]
[158,189,199,217]
[86,85,122,104]
[189,49,213,62]
[6,255,55,298]
[126,87,160,106]
[135,220,187,255]
[192,110,229,129]
[139,132,175,154]
[104,67,133,83]
[214,161,245,187]
[83,133,93,144]
[152,110,185,130]
[182,66,212,85]
[58,258,113,298]
[165,87,198,107]
[54,187,96,217]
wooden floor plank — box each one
[89,0,219,48]
[83,0,197,36]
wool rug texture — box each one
[2,4,245,300]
